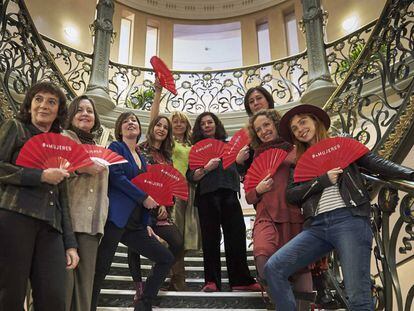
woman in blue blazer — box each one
[91,112,174,311]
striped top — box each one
[316,184,346,215]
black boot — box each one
[134,298,152,311]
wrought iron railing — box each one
[365,174,414,311]
[0,0,76,120]
[325,20,377,85]
[106,53,310,113]
[324,0,414,157]
[37,15,376,114]
[1,0,380,115]
[40,34,93,96]
[323,0,414,309]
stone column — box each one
[86,0,115,113]
[300,0,336,107]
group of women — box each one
[1,80,413,311]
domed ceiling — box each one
[116,0,287,20]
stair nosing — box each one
[111,262,256,271]
[100,289,266,297]
[105,275,230,283]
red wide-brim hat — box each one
[278,104,331,143]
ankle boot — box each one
[169,253,187,291]
[133,281,144,305]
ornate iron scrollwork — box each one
[0,0,76,118]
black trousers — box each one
[0,209,67,311]
[90,221,174,310]
[128,223,183,282]
[197,188,255,289]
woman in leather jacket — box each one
[0,82,79,311]
[264,104,414,311]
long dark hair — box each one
[191,112,227,144]
[145,115,174,160]
[65,95,101,132]
[244,86,275,116]
[114,112,142,143]
[17,81,67,133]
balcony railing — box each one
[39,17,376,114]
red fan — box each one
[294,137,370,183]
[222,128,251,169]
[16,133,94,172]
[131,171,174,206]
[147,164,188,201]
[188,138,226,170]
[150,56,177,95]
[244,148,288,193]
[82,145,128,166]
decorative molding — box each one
[115,0,287,20]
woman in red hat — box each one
[264,104,414,311]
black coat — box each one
[286,151,414,226]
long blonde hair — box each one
[291,113,330,160]
[171,111,192,146]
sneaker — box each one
[231,282,262,292]
[201,282,219,292]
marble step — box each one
[103,276,233,291]
[113,252,255,266]
[116,244,254,258]
[108,262,257,278]
[98,289,272,309]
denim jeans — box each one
[264,208,373,311]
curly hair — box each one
[191,112,227,144]
[145,115,174,160]
[248,109,282,149]
[17,81,67,133]
[244,86,275,116]
[114,112,142,143]
[171,111,192,146]
[65,95,101,132]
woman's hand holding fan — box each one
[147,164,188,201]
[293,137,369,182]
[40,168,70,185]
[188,138,226,170]
[222,128,251,169]
[255,173,274,195]
[243,148,288,193]
[150,56,177,95]
[143,196,158,209]
[16,133,94,173]
[132,164,189,206]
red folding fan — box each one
[294,137,370,183]
[243,148,288,193]
[222,128,251,169]
[189,138,226,170]
[147,164,188,201]
[16,133,94,172]
[131,171,174,206]
[150,56,177,95]
[82,145,128,166]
